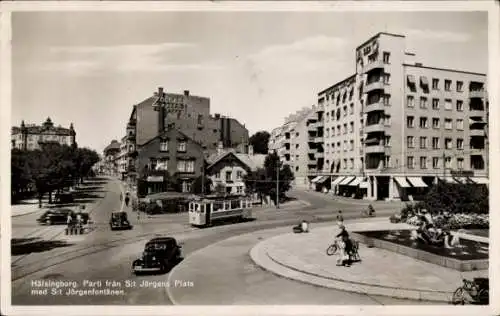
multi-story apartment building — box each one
[103,139,121,176]
[310,32,488,201]
[11,118,76,150]
[269,107,317,188]
[117,135,128,180]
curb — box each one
[249,237,452,303]
[11,210,41,218]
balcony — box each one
[308,135,317,143]
[469,90,485,99]
[365,123,385,133]
[315,152,324,158]
[365,81,386,93]
[469,110,485,118]
[308,147,317,154]
[314,136,324,143]
[365,101,385,113]
[363,60,385,74]
[364,144,385,154]
[470,129,485,137]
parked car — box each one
[109,211,132,230]
[132,237,182,274]
[37,209,90,225]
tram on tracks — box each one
[188,195,253,227]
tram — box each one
[188,195,253,227]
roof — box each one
[12,125,72,136]
[403,63,486,76]
[104,140,121,153]
[139,126,203,148]
[206,149,266,172]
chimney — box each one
[184,90,190,97]
[248,145,254,156]
[158,87,164,95]
[217,141,223,154]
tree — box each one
[192,175,213,195]
[421,182,489,215]
[249,131,270,154]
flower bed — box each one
[399,213,489,229]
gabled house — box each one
[205,145,266,195]
[136,127,205,197]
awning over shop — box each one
[452,177,467,184]
[339,176,355,186]
[348,177,364,186]
[331,176,346,186]
[407,75,416,84]
[394,176,411,188]
[359,181,370,189]
[311,176,323,183]
[439,177,458,183]
[316,176,330,184]
[407,177,428,188]
[420,76,429,86]
[471,177,489,185]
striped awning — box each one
[331,176,345,186]
[439,177,459,183]
[339,176,355,185]
[394,176,411,188]
[407,177,428,188]
[348,177,365,186]
[311,176,323,183]
[407,75,416,84]
[359,181,370,189]
[420,76,429,86]
[471,177,489,185]
[316,176,330,184]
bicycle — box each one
[361,205,376,217]
[451,278,489,305]
[326,239,361,262]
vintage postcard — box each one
[1,1,498,315]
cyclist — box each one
[336,224,352,266]
[336,210,344,227]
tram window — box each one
[231,200,239,209]
[214,202,223,211]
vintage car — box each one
[132,237,182,274]
[109,211,132,230]
[37,209,90,225]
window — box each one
[407,116,415,128]
[457,138,464,149]
[215,172,220,179]
[350,140,354,151]
[444,99,452,110]
[456,100,463,112]
[407,95,414,107]
[432,118,440,129]
[383,52,390,64]
[178,141,187,152]
[349,103,354,114]
[407,136,414,148]
[445,138,453,149]
[407,156,414,169]
[445,157,452,169]
[419,117,428,128]
[432,137,440,149]
[432,78,439,90]
[156,158,168,171]
[149,158,158,170]
[383,73,390,84]
[419,137,427,149]
[385,136,391,146]
[432,98,439,110]
[350,158,354,169]
[337,125,341,135]
[384,156,391,168]
[432,157,439,169]
[444,118,452,129]
[343,106,347,116]
[343,123,347,134]
[382,94,390,105]
[225,171,232,182]
[419,97,427,109]
[176,160,185,172]
[236,170,243,180]
[160,141,168,152]
[384,115,391,126]
[456,119,464,130]
[236,186,243,194]
[445,80,451,91]
[457,158,464,169]
[197,114,203,125]
[349,122,354,133]
[456,81,463,92]
[420,157,427,169]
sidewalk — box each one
[11,199,44,217]
[250,221,488,303]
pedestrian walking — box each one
[336,210,344,227]
[125,195,130,207]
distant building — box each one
[103,140,121,176]
[205,144,266,195]
[11,117,76,150]
[136,127,205,197]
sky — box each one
[11,10,488,153]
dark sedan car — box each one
[37,209,89,225]
[109,211,132,230]
[132,237,182,274]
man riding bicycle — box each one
[336,225,353,266]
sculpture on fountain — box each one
[410,209,460,248]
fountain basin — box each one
[352,230,488,272]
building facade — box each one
[11,118,76,150]
[205,144,265,195]
[309,32,488,201]
[268,107,317,188]
[103,140,121,176]
[135,127,205,197]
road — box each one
[11,177,408,305]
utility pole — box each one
[276,159,280,209]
